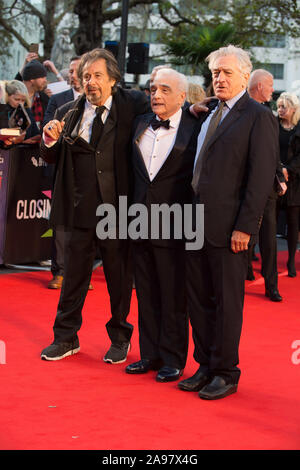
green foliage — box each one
[160,0,300,85]
[163,22,236,87]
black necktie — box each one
[90,105,106,148]
[191,101,226,194]
[150,116,170,130]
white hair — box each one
[206,44,253,76]
[155,68,188,93]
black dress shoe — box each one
[156,366,183,382]
[265,288,283,302]
[125,358,161,374]
[246,266,255,281]
[178,368,210,392]
[287,261,297,278]
[198,376,238,400]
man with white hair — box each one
[247,69,286,302]
[178,45,278,399]
[126,68,199,382]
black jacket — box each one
[131,109,198,247]
[43,88,75,126]
[40,87,150,228]
[281,120,300,206]
[195,92,278,247]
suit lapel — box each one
[133,113,154,178]
[133,110,198,181]
[152,110,197,180]
[101,99,117,141]
[205,92,250,152]
[64,95,86,137]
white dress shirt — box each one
[193,89,246,171]
[72,89,81,100]
[138,108,182,181]
[43,95,112,147]
[79,95,112,143]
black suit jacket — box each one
[43,88,75,126]
[132,109,198,247]
[40,87,150,228]
[196,92,278,247]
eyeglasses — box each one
[60,107,85,145]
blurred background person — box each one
[0,81,6,103]
[277,92,300,277]
[43,56,82,126]
[247,69,286,302]
[0,80,40,148]
[187,82,206,104]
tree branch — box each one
[0,15,30,50]
[103,0,163,22]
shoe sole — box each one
[156,371,183,383]
[41,347,80,361]
[103,344,131,364]
[199,385,238,400]
[178,381,210,392]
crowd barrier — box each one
[0,145,53,264]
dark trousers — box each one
[247,195,278,289]
[286,205,300,265]
[186,239,248,384]
[51,226,70,277]
[53,227,133,345]
[259,196,278,290]
[133,242,188,369]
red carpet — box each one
[0,251,300,450]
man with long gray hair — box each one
[39,48,150,364]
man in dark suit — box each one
[43,56,82,290]
[39,48,150,364]
[178,45,278,399]
[125,68,198,382]
[43,56,82,126]
[247,69,287,301]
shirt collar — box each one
[85,95,113,112]
[224,89,246,110]
[73,89,81,100]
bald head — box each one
[248,69,274,103]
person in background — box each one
[247,69,287,302]
[277,92,300,277]
[187,83,206,105]
[140,79,150,98]
[0,80,40,148]
[22,60,49,131]
[43,56,82,126]
[0,81,6,103]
